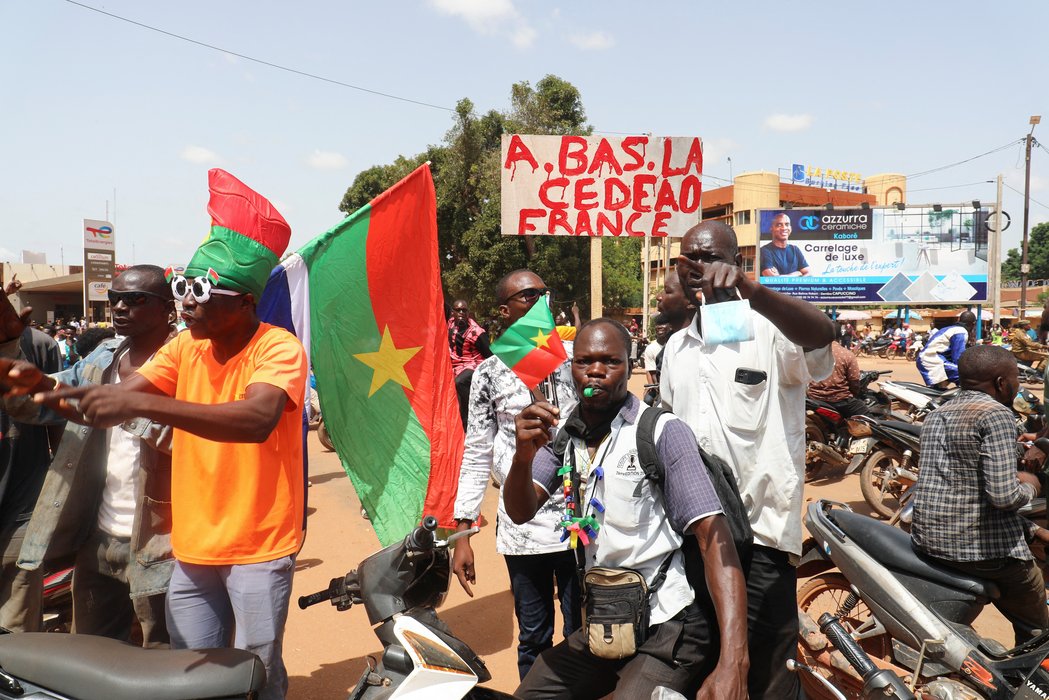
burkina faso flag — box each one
[259,163,463,546]
[490,297,567,389]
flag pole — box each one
[545,292,559,409]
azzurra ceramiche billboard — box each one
[757,207,988,304]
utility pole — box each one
[1020,115,1041,310]
[991,174,1003,325]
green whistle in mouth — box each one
[583,387,594,397]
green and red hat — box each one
[184,169,291,299]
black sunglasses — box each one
[502,287,552,305]
[107,289,169,307]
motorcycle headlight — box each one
[846,419,872,437]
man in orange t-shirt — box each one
[38,170,307,700]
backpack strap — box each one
[636,406,670,486]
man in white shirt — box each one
[660,220,835,699]
[451,269,580,680]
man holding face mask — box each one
[659,220,835,699]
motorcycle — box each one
[848,388,1046,520]
[878,337,908,360]
[796,497,1049,700]
[904,335,925,363]
[843,415,921,519]
[298,515,517,700]
[805,371,892,482]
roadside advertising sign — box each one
[757,207,988,304]
[83,219,115,301]
[500,134,703,237]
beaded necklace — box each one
[558,429,616,549]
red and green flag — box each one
[259,164,463,546]
[490,297,567,389]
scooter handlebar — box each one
[298,578,339,610]
[407,515,439,552]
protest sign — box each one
[756,207,988,304]
[500,134,703,237]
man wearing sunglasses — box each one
[0,265,177,645]
[452,269,582,681]
[448,299,493,428]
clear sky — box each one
[2,0,1047,269]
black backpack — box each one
[551,405,753,576]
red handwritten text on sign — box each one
[500,135,703,237]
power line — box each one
[908,180,995,193]
[1003,182,1049,211]
[61,0,455,112]
[905,139,1024,179]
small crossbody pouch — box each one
[582,566,652,659]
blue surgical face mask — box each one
[701,298,755,345]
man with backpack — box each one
[505,318,748,700]
[660,220,835,699]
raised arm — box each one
[38,379,289,443]
[504,402,557,525]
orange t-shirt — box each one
[137,323,308,565]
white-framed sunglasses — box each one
[170,275,242,304]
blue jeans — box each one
[166,555,295,700]
[504,550,582,680]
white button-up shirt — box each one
[659,312,833,556]
[454,350,577,555]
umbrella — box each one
[834,310,872,321]
[883,309,923,320]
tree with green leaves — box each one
[1002,222,1049,280]
[338,75,644,323]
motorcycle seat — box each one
[829,510,1000,600]
[806,398,841,414]
[892,382,947,398]
[878,420,923,438]
[0,633,265,700]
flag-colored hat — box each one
[184,169,291,299]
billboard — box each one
[756,207,988,304]
[500,134,703,237]
[790,163,863,193]
[83,219,115,302]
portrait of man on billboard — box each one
[759,212,810,276]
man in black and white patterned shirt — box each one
[451,269,580,680]
[913,344,1049,644]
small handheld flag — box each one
[490,296,567,390]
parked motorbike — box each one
[796,497,1049,700]
[298,515,516,700]
[844,415,921,518]
[805,371,892,482]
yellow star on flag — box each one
[531,329,552,350]
[353,326,422,397]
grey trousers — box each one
[166,555,295,700]
[73,528,169,647]
[0,521,41,632]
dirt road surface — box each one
[284,351,1012,698]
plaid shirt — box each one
[912,390,1035,562]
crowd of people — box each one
[2,196,1046,700]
